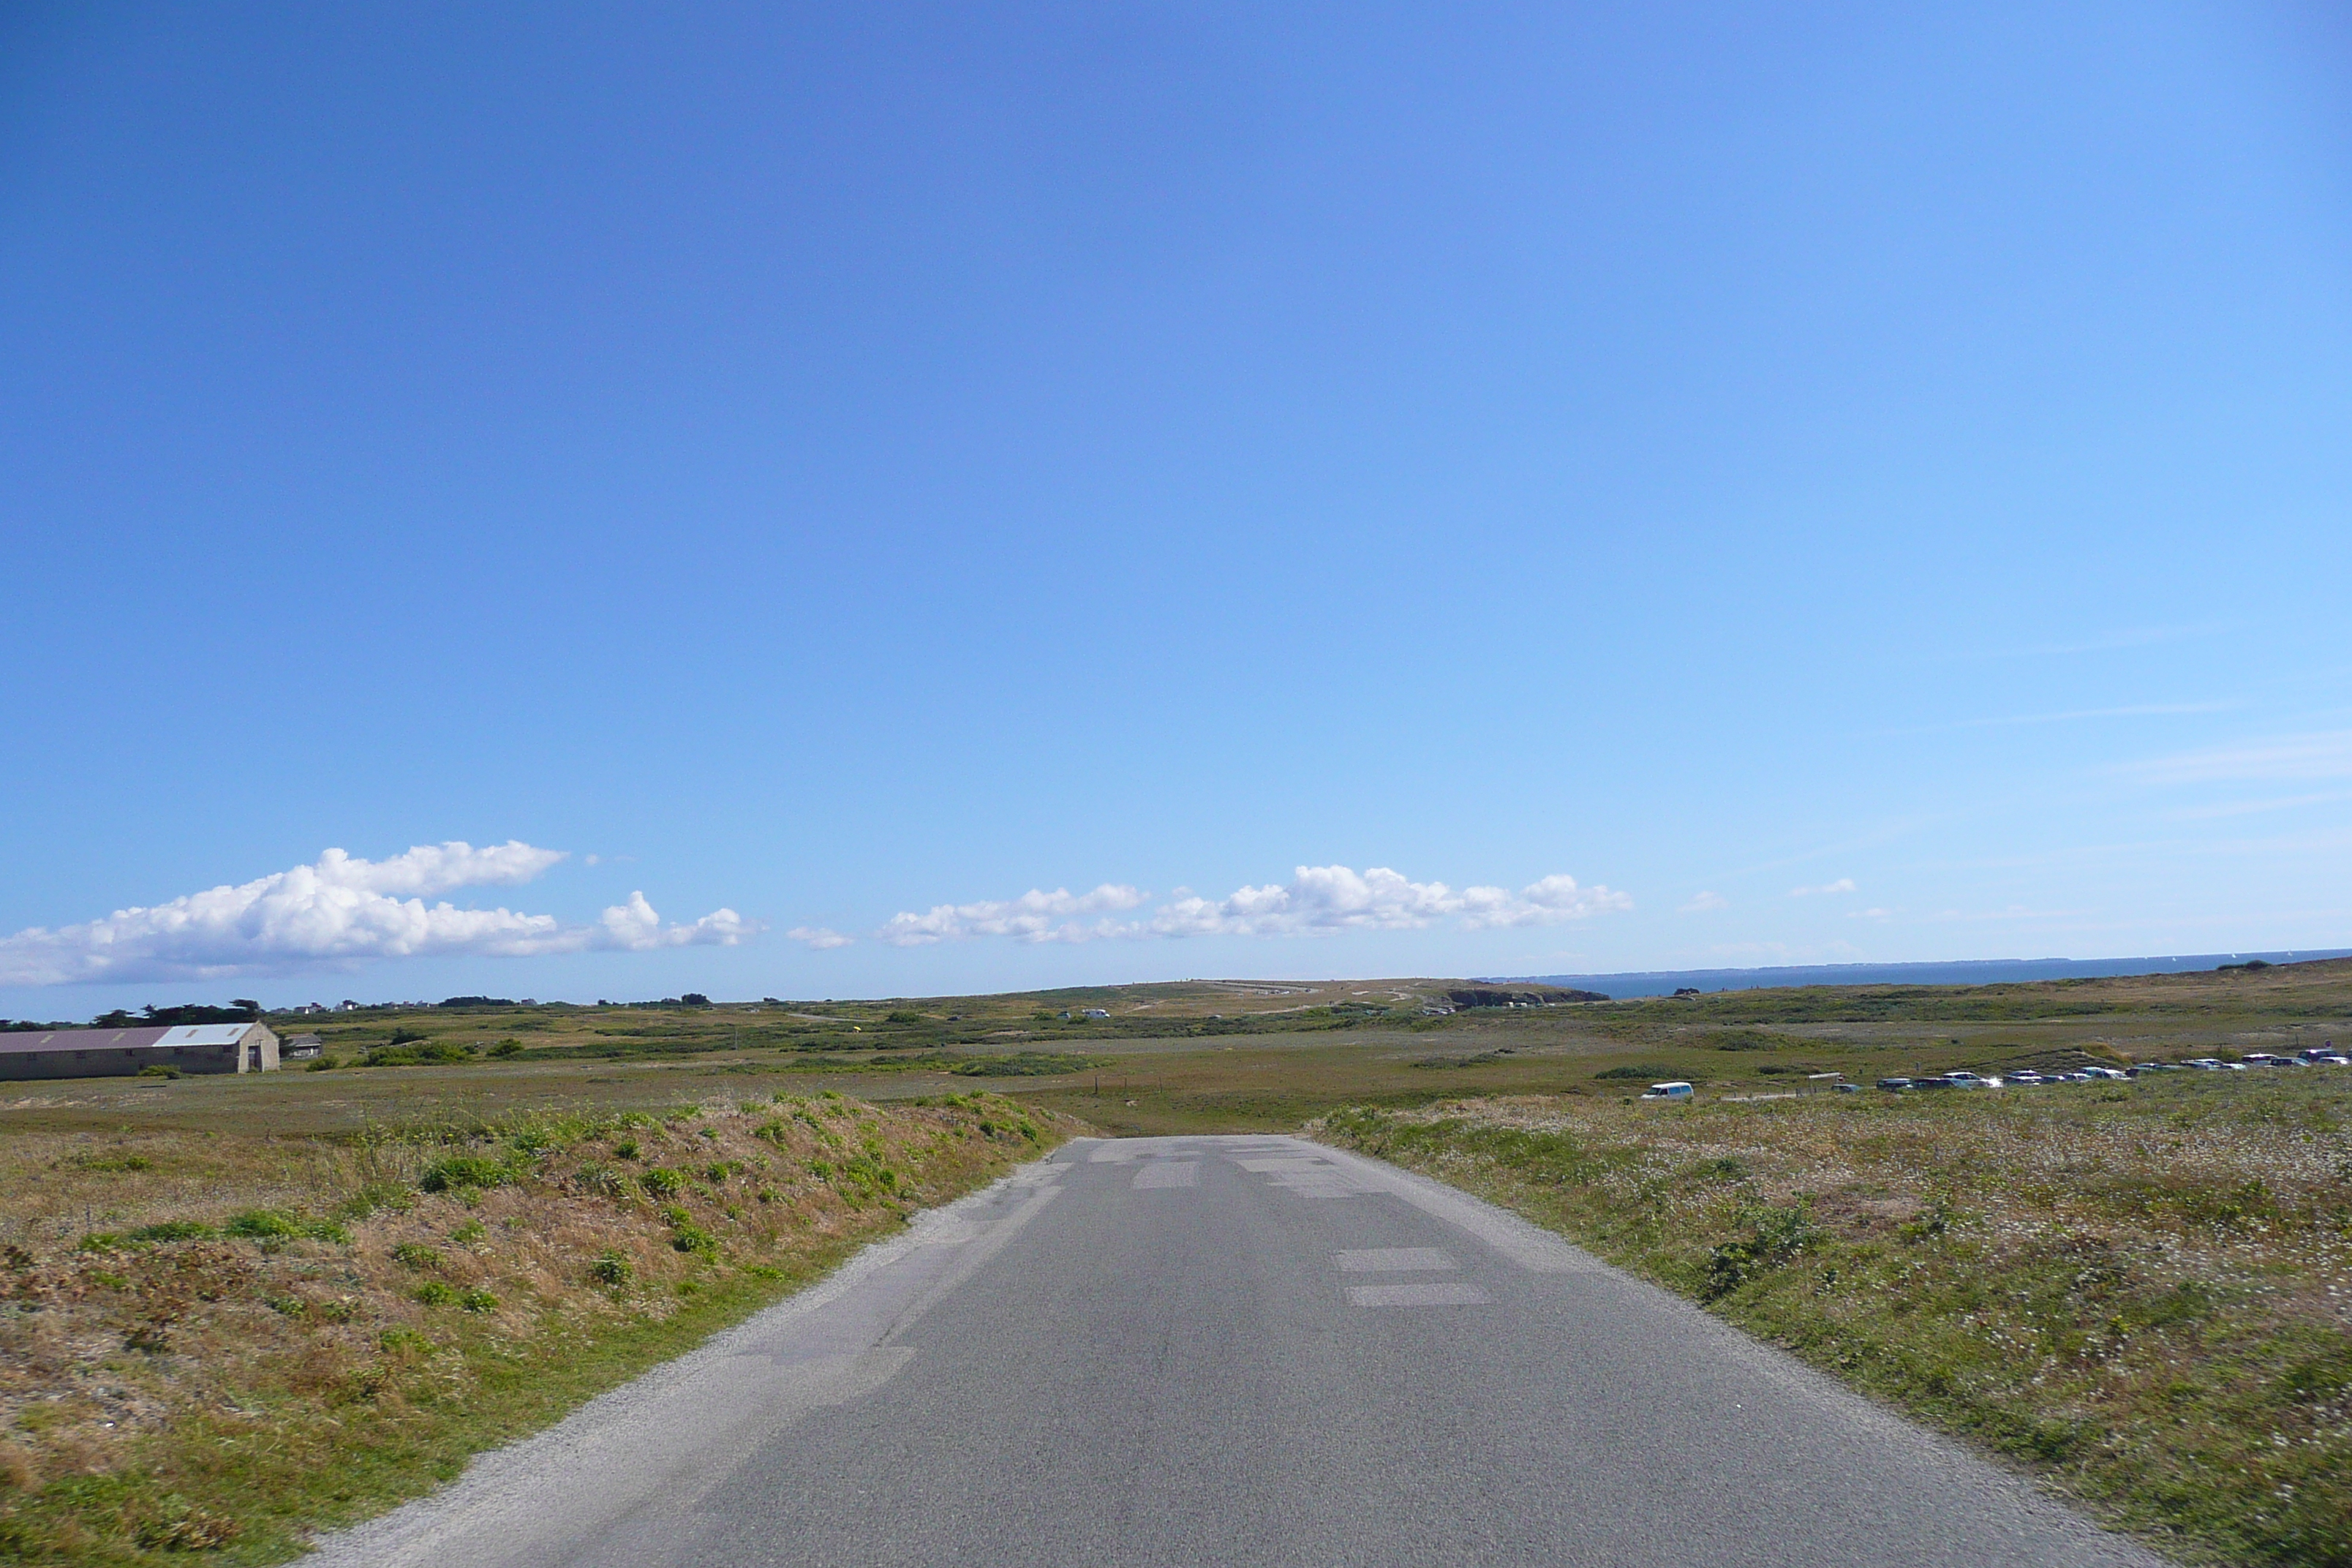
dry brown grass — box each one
[0,1090,1074,1564]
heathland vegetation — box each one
[3,958,2348,1563]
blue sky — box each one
[4,2,2351,1013]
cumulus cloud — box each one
[0,843,754,985]
[786,926,856,950]
[1789,878,1858,897]
[1678,891,1729,913]
[876,885,1147,947]
[868,867,1629,946]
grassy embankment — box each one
[0,1089,1074,1565]
[1319,1074,2352,1567]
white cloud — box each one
[2124,730,2352,786]
[785,926,856,950]
[2162,791,2352,821]
[870,867,1629,946]
[595,892,755,951]
[1881,702,2228,736]
[875,885,1148,947]
[0,842,754,985]
[1678,891,1729,914]
[1789,878,1858,897]
[1848,907,1893,920]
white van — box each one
[1639,1081,1695,1101]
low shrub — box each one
[639,1167,685,1199]
[136,1064,181,1079]
[390,1243,441,1272]
[412,1281,456,1306]
[418,1156,513,1194]
[1703,1203,1816,1301]
[589,1251,633,1286]
[225,1210,350,1245]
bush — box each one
[135,1501,239,1553]
[1702,1204,1817,1302]
[129,1221,214,1244]
[951,1053,1098,1077]
[365,1039,476,1067]
[489,1039,525,1058]
[669,1224,718,1256]
[305,1056,340,1070]
[418,1156,512,1194]
[412,1281,456,1306]
[459,1289,499,1313]
[390,1243,441,1272]
[1595,1064,1692,1080]
[589,1251,633,1286]
[639,1167,685,1199]
[225,1210,349,1245]
[614,1139,641,1161]
[573,1162,627,1199]
[136,1063,181,1079]
[449,1219,486,1245]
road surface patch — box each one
[1333,1248,1456,1272]
[1132,1161,1198,1189]
[1345,1281,1489,1306]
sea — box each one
[1490,949,2352,1000]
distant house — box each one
[0,1022,281,1082]
[337,1000,361,1011]
[292,1002,328,1015]
[283,1033,324,1060]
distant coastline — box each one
[1490,949,2352,1000]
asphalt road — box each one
[311,1136,2161,1567]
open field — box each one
[3,958,2348,1562]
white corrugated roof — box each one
[155,1023,255,1047]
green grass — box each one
[0,1093,1074,1564]
[1317,1073,2352,1567]
[11,958,2352,1561]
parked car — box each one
[2058,1071,2094,1082]
[1876,1077,1913,1091]
[2306,1053,2351,1066]
[1910,1075,1952,1090]
[2005,1071,2046,1085]
[2182,1058,2225,1070]
[1638,1081,1695,1101]
[2242,1052,2298,1068]
[1833,1081,1861,1093]
[2130,1063,2179,1074]
[2296,1046,2344,1063]
[2081,1066,2130,1080]
[1941,1071,1990,1088]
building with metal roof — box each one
[0,1021,279,1081]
